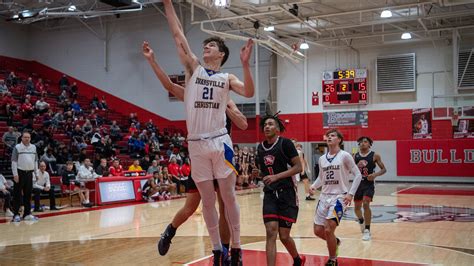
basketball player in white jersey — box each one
[142,41,248,261]
[163,1,255,265]
[419,114,429,134]
[310,129,362,266]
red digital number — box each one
[324,95,330,102]
[325,84,335,92]
[361,92,367,100]
[360,82,366,91]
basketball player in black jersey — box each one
[143,42,247,264]
[258,114,305,266]
[353,136,386,241]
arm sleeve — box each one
[345,153,362,196]
[46,173,51,188]
[34,147,39,174]
[11,145,18,176]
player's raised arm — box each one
[229,39,255,98]
[143,41,185,101]
[163,0,199,76]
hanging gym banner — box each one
[323,111,368,128]
[412,108,432,139]
[454,119,474,138]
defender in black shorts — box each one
[258,114,305,266]
[353,136,386,241]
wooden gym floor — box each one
[0,183,473,265]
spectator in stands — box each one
[59,75,70,91]
[91,94,100,110]
[168,157,183,195]
[99,96,108,110]
[129,113,139,128]
[21,98,35,118]
[180,158,191,180]
[0,173,14,217]
[128,159,143,171]
[140,154,151,171]
[56,146,71,165]
[110,120,122,142]
[171,133,180,147]
[169,148,182,164]
[91,128,102,146]
[146,119,156,133]
[139,129,149,142]
[82,119,93,141]
[129,122,138,136]
[166,144,174,157]
[61,161,92,207]
[2,126,17,155]
[58,89,68,102]
[77,158,100,182]
[71,99,82,115]
[2,92,17,125]
[25,77,36,94]
[177,132,185,146]
[109,159,124,176]
[35,97,50,114]
[95,158,109,177]
[147,160,160,174]
[41,110,54,128]
[35,78,46,97]
[72,125,87,151]
[149,133,160,156]
[70,82,78,99]
[51,109,64,131]
[0,79,7,93]
[6,71,17,87]
[40,148,58,175]
[32,162,58,212]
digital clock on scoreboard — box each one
[322,69,368,106]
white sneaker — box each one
[5,209,14,217]
[24,214,39,221]
[362,229,371,241]
[151,191,161,198]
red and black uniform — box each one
[354,151,376,202]
[258,137,299,228]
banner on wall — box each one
[396,140,474,177]
[323,111,368,128]
[412,108,432,139]
[454,119,474,138]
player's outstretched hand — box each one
[142,41,154,60]
[240,39,254,65]
[343,194,353,206]
[309,187,316,195]
[263,175,278,185]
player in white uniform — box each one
[310,129,362,266]
[163,1,255,265]
[420,115,429,134]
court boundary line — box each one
[391,185,417,196]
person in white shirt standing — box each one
[32,162,59,212]
[310,129,362,266]
[11,132,39,222]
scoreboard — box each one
[322,69,368,106]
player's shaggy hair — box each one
[325,129,344,148]
[260,111,286,133]
[357,136,373,146]
[203,37,229,66]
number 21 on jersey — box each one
[202,87,214,100]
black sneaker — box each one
[305,196,316,201]
[34,208,44,212]
[50,206,60,211]
[230,248,242,266]
[158,224,176,256]
[212,250,223,266]
[325,259,338,266]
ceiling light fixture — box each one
[401,32,412,39]
[300,41,309,50]
[68,5,76,12]
[380,9,392,18]
[264,25,274,32]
